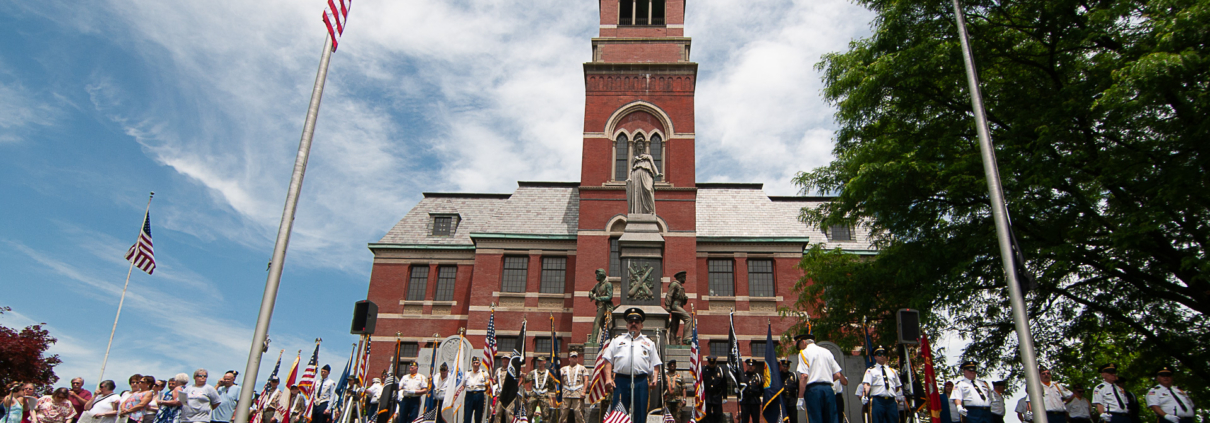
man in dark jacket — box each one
[740,360,764,423]
[780,359,799,423]
[704,357,727,423]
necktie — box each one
[971,379,986,401]
[880,365,891,395]
[1166,387,1187,412]
[1111,385,1124,411]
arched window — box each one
[615,134,629,181]
[650,134,663,182]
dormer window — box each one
[827,224,853,241]
[619,0,666,26]
[430,214,460,236]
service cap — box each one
[624,307,646,322]
[960,361,977,371]
[873,346,888,356]
[1098,363,1117,374]
[1156,366,1175,376]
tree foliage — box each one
[0,306,61,389]
[790,0,1208,407]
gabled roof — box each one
[376,182,579,246]
[694,184,872,249]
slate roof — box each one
[377,182,873,251]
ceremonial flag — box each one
[282,351,302,423]
[485,308,498,369]
[299,342,322,395]
[422,338,440,413]
[550,314,563,408]
[863,322,875,369]
[760,324,787,423]
[584,319,613,405]
[440,335,468,423]
[726,311,745,399]
[689,316,705,422]
[920,335,942,423]
[414,404,438,423]
[124,212,156,275]
[377,340,402,423]
[500,320,526,409]
[603,403,631,423]
[358,341,371,384]
[334,344,355,404]
[321,0,353,51]
[252,351,284,423]
[510,399,529,423]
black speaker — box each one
[897,308,920,345]
[351,300,378,335]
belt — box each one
[616,374,649,379]
[966,406,990,410]
[806,382,832,388]
[468,390,485,393]
[874,396,896,400]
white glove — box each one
[796,398,806,410]
[957,406,968,417]
[1164,415,1180,423]
[1098,413,1109,422]
[861,397,869,405]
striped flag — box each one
[252,352,284,423]
[357,341,371,384]
[413,404,438,423]
[689,316,705,422]
[584,322,612,405]
[321,0,353,51]
[510,399,529,423]
[299,343,321,395]
[485,309,497,369]
[124,212,156,275]
[603,403,631,423]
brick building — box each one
[363,0,873,376]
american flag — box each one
[322,0,353,51]
[603,404,631,423]
[689,317,705,422]
[584,323,612,405]
[299,342,322,421]
[124,212,156,275]
[357,342,371,384]
[252,353,284,423]
[510,401,528,423]
[663,411,677,423]
[413,403,438,423]
[485,309,497,369]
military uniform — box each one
[603,308,662,420]
[952,362,993,423]
[663,363,684,423]
[465,360,490,423]
[492,367,513,423]
[739,362,764,423]
[1145,367,1195,423]
[1092,364,1131,423]
[796,334,843,423]
[861,348,903,423]
[780,360,799,423]
[560,353,590,423]
[524,363,558,423]
[703,358,726,423]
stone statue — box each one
[665,271,693,345]
[626,138,661,215]
[588,268,614,344]
[626,262,656,301]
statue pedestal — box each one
[619,214,665,307]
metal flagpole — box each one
[949,2,1048,423]
[98,191,154,388]
[234,32,336,423]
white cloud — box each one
[0,78,59,143]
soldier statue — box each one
[589,268,615,344]
[665,271,693,345]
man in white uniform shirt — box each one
[989,381,1006,423]
[1092,364,1130,423]
[314,365,337,423]
[860,346,903,423]
[1145,366,1195,423]
[433,364,449,423]
[559,352,590,423]
[396,362,429,423]
[1016,397,1032,423]
[366,378,384,421]
[602,307,662,421]
[464,358,490,423]
[1067,385,1092,423]
[951,361,993,423]
[794,332,846,423]
[1036,367,1074,423]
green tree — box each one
[790,0,1208,409]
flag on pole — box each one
[124,212,156,275]
[334,345,355,404]
[485,308,498,369]
[499,320,526,409]
[549,314,563,408]
[252,352,285,423]
[299,343,321,396]
[726,311,745,400]
[603,402,631,423]
[440,335,468,423]
[920,335,942,423]
[321,0,353,51]
[689,315,705,422]
[863,322,875,369]
[413,404,438,423]
[584,319,613,405]
[378,340,402,423]
[282,351,302,423]
[510,399,529,423]
[760,324,787,423]
[358,341,371,384]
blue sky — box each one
[0,0,903,394]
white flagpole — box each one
[234,32,335,423]
[949,2,1048,422]
[98,191,154,388]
